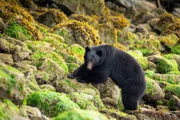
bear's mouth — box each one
[86,61,94,71]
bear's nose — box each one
[86,61,94,71]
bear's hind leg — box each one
[122,91,138,110]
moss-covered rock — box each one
[154,13,180,38]
[157,58,179,74]
[164,54,180,70]
[127,50,148,70]
[30,49,68,73]
[53,20,102,47]
[36,8,68,27]
[117,30,139,49]
[19,105,48,120]
[171,45,180,54]
[38,58,66,84]
[66,63,79,73]
[167,95,180,110]
[145,70,155,78]
[5,20,32,40]
[164,84,180,98]
[26,91,80,117]
[144,77,165,101]
[0,62,26,104]
[134,38,161,56]
[100,109,137,120]
[69,44,85,61]
[68,92,98,110]
[153,74,180,84]
[95,79,121,110]
[0,53,14,65]
[159,34,179,48]
[0,99,19,120]
[52,0,109,16]
[53,109,108,120]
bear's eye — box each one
[96,50,102,56]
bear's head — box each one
[84,47,103,70]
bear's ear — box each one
[85,47,91,52]
[96,50,102,57]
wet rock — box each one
[146,62,157,72]
[132,11,156,25]
[0,17,6,33]
[13,45,32,61]
[0,38,13,53]
[14,61,37,83]
[0,53,14,65]
[147,54,163,64]
[126,108,179,120]
[106,0,156,14]
[151,13,180,38]
[152,8,167,16]
[144,77,165,101]
[135,24,151,33]
[100,109,137,120]
[19,106,50,120]
[52,0,108,16]
[36,9,68,27]
[26,91,80,117]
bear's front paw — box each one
[67,73,76,79]
[77,78,88,83]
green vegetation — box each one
[5,20,32,40]
[157,58,179,73]
[53,109,108,120]
[26,91,80,117]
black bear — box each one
[68,45,146,110]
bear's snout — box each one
[86,61,94,71]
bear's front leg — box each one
[68,64,91,82]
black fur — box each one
[68,45,146,110]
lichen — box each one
[26,91,80,117]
